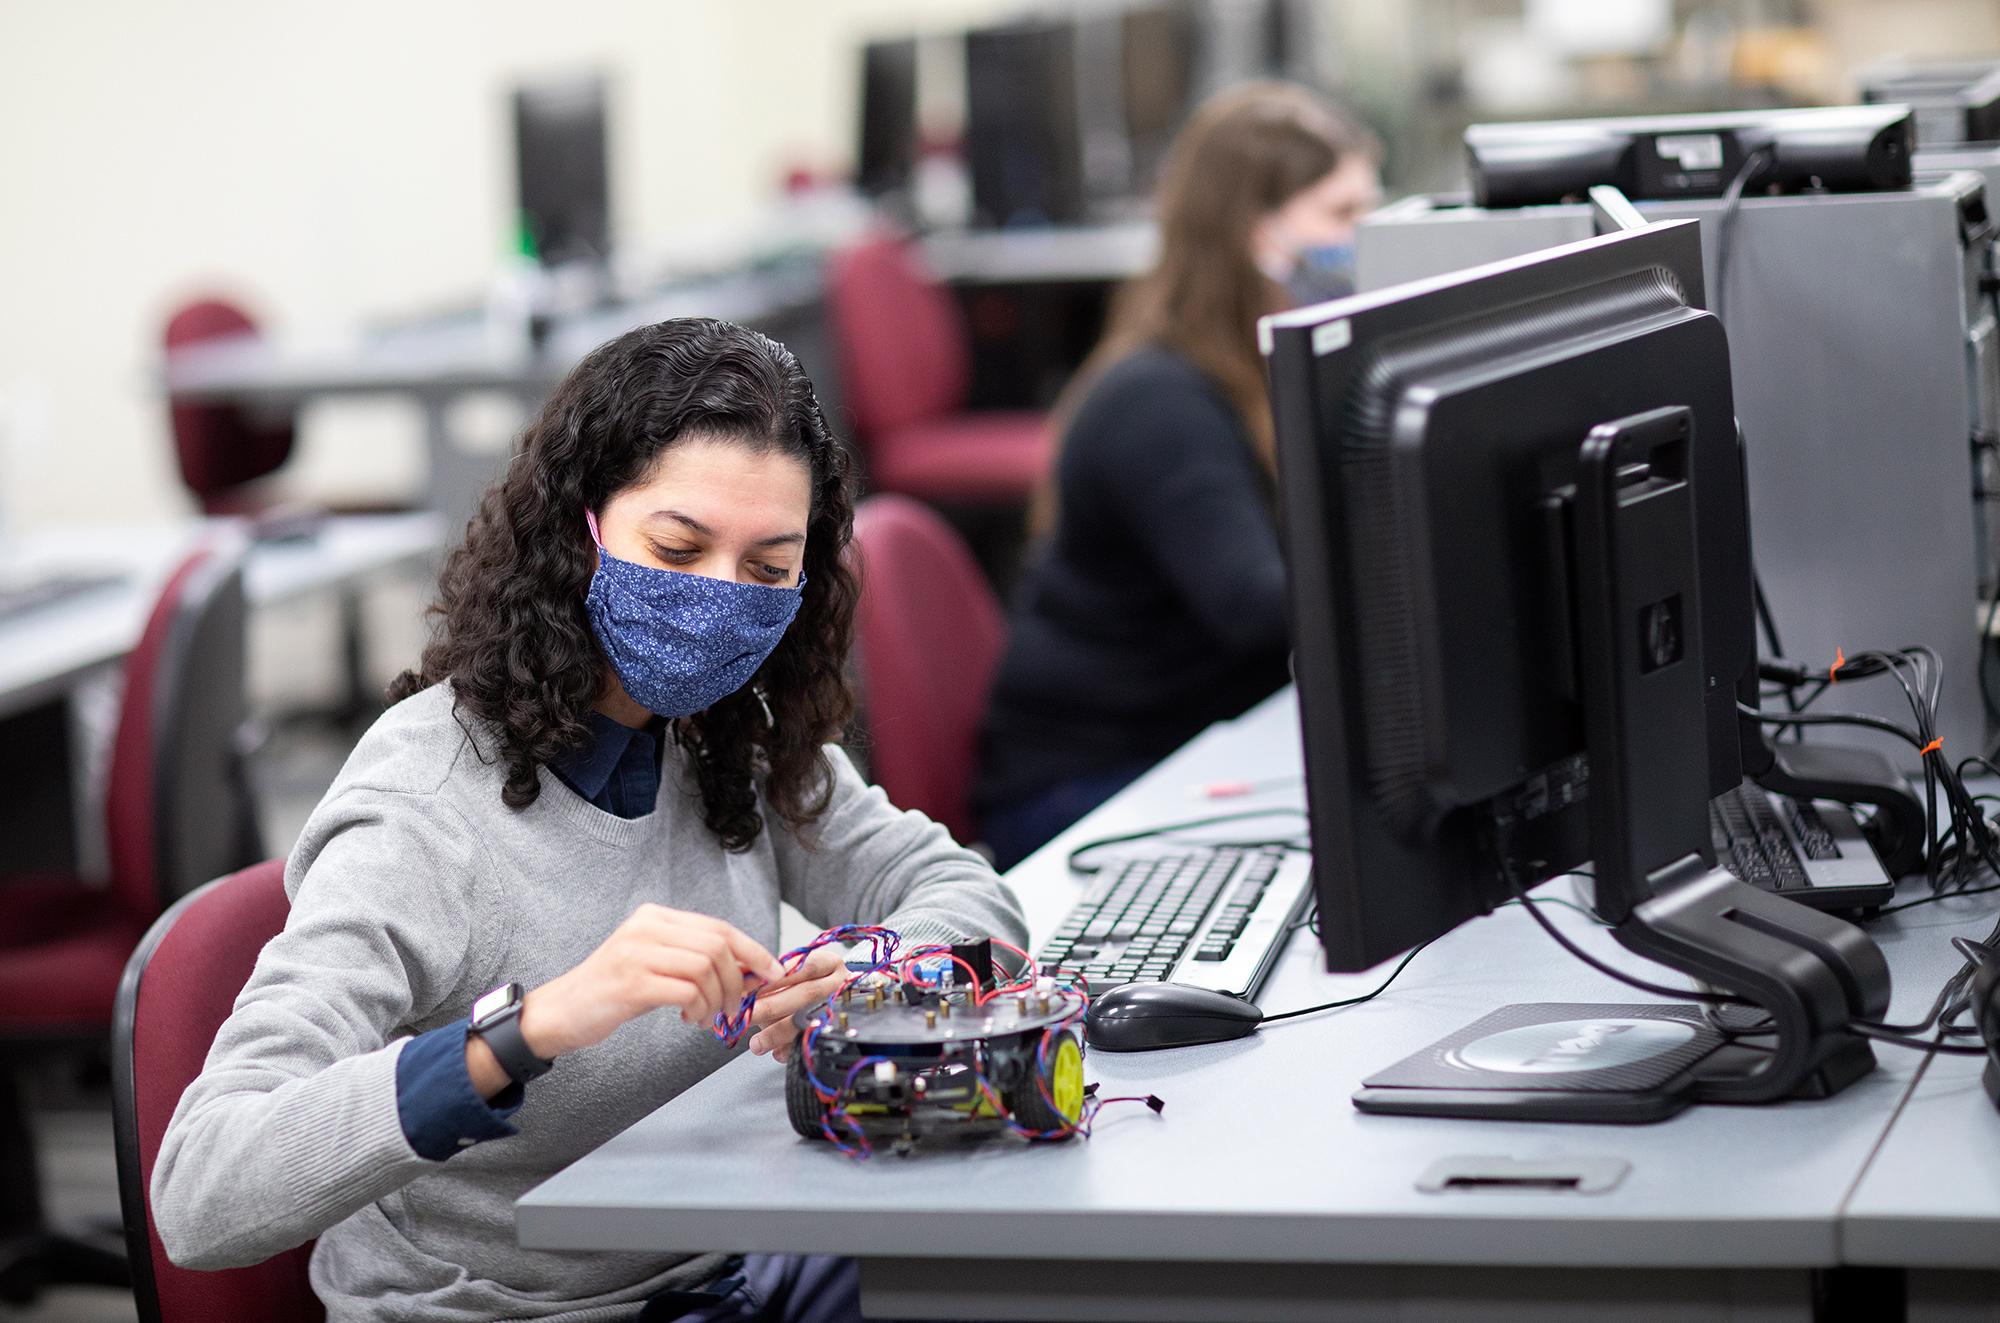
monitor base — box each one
[1352,992,1878,1124]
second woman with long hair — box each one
[976,83,1382,869]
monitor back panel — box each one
[1356,179,1995,768]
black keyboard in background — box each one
[1709,783,1839,893]
[0,571,126,622]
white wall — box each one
[0,0,1011,534]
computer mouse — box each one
[1085,981,1264,1052]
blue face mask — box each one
[1284,242,1357,307]
[583,511,805,719]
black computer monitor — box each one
[964,20,1086,227]
[513,75,611,267]
[857,38,920,201]
[1466,104,1915,208]
[1262,220,1890,1119]
[1120,4,1199,196]
[1859,59,2000,147]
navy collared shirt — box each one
[394,710,667,1159]
[549,710,668,820]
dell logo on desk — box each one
[1451,1019,1700,1075]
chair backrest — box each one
[163,299,295,511]
[825,230,970,441]
[112,860,323,1323]
[106,538,258,924]
[850,495,1005,841]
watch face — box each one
[472,985,516,1026]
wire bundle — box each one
[1752,646,2000,904]
[1516,644,2000,1057]
[709,923,902,1048]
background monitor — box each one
[1860,58,2000,146]
[1262,220,1754,973]
[856,37,920,202]
[1466,104,1915,209]
[963,20,1086,227]
[513,74,611,267]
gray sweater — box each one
[151,683,1027,1322]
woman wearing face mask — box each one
[976,83,1382,869]
[151,319,1026,1322]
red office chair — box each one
[851,495,1007,842]
[163,299,297,516]
[0,542,261,1302]
[826,230,1053,505]
[113,860,322,1323]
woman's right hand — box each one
[517,904,786,1062]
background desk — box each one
[0,512,443,876]
[1842,882,2000,1323]
[918,221,1155,286]
[161,225,1157,520]
[161,262,831,529]
[0,512,444,721]
[517,690,2000,1321]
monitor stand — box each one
[1355,408,1892,1123]
[1740,719,1928,881]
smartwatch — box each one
[469,982,555,1087]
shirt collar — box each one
[551,710,662,804]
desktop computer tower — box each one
[1356,174,2000,767]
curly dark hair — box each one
[389,317,859,851]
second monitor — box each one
[1262,220,1890,1120]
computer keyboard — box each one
[0,571,125,622]
[1709,780,1897,911]
[1037,846,1314,1000]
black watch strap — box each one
[470,985,554,1087]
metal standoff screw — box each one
[867,989,880,1012]
[837,1010,849,1031]
[1037,996,1051,1015]
[925,1009,937,1029]
[939,999,952,1019]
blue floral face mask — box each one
[583,510,805,719]
[1283,241,1357,307]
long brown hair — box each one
[1035,83,1377,529]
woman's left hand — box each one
[747,945,852,1062]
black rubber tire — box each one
[786,1048,830,1140]
[1005,1030,1082,1139]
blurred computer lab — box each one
[6,3,2000,1321]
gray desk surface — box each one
[516,689,2000,1288]
[0,511,444,718]
[160,264,831,529]
[162,265,824,405]
[918,221,1156,286]
[1841,884,2000,1269]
